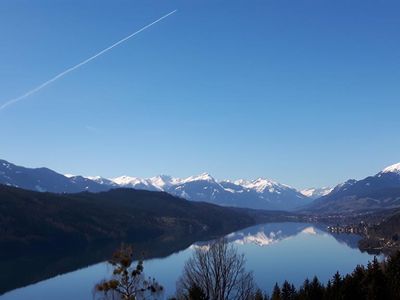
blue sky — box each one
[0,0,399,189]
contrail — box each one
[0,10,177,111]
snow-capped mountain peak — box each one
[244,178,278,193]
[300,187,333,199]
[237,178,291,194]
[111,176,164,191]
[112,176,147,186]
[233,179,252,187]
[382,162,400,174]
[182,173,216,183]
[148,175,181,189]
[87,176,116,186]
[0,158,314,211]
[64,174,76,178]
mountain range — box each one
[0,159,311,211]
[0,159,107,193]
[1,159,400,213]
[304,163,400,214]
[97,173,313,211]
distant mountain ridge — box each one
[3,159,400,212]
[304,162,400,214]
[0,159,310,211]
[0,159,108,193]
[93,172,311,210]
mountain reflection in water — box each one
[0,222,376,300]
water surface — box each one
[0,222,378,299]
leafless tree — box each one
[177,239,256,300]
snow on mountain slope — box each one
[87,176,117,186]
[148,175,181,189]
[0,159,320,211]
[231,178,292,194]
[301,187,333,199]
[4,158,400,213]
[55,170,313,210]
[111,176,162,191]
[112,176,145,186]
[382,162,400,174]
[64,174,76,178]
[102,173,312,211]
[240,178,284,193]
[181,172,216,184]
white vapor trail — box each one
[0,10,177,111]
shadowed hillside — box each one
[0,185,265,258]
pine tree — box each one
[341,265,366,300]
[281,280,296,300]
[330,271,342,299]
[309,276,324,300]
[324,280,332,300]
[268,277,326,300]
[365,257,388,300]
[386,251,400,299]
[297,278,310,300]
[271,283,281,300]
[254,289,267,300]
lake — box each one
[0,222,379,299]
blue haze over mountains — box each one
[1,159,400,212]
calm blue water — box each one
[0,223,379,299]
